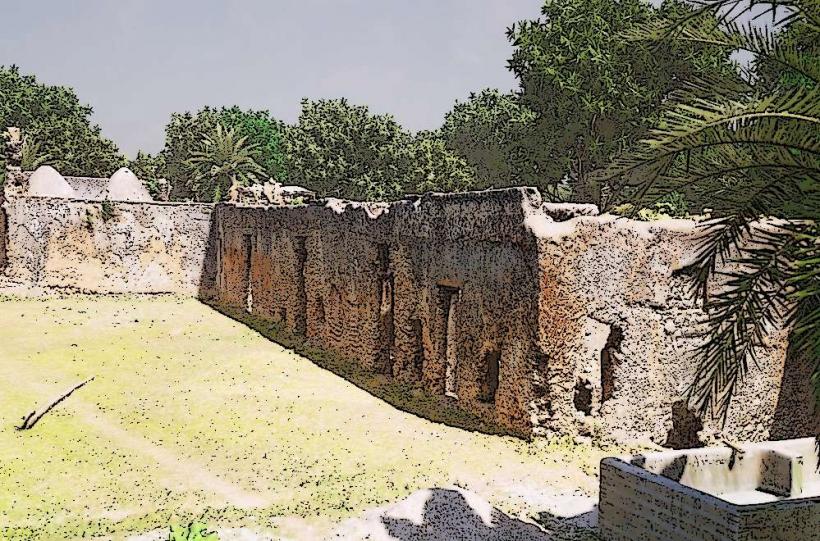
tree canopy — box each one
[440,89,537,192]
[285,98,475,201]
[0,65,124,179]
[159,106,286,200]
[498,0,740,203]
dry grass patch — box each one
[0,295,612,540]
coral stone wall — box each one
[1,192,214,295]
[529,216,815,445]
[206,189,817,442]
[0,171,815,442]
[208,189,544,435]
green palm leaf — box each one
[600,0,820,422]
[186,123,264,201]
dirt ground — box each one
[0,295,615,540]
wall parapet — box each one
[1,186,215,295]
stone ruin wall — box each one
[530,214,818,444]
[205,190,544,436]
[0,153,816,442]
[204,188,818,444]
[1,175,214,295]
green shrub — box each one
[610,191,689,221]
[100,200,115,222]
[168,521,218,541]
[653,191,688,218]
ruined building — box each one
[1,129,817,445]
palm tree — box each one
[596,0,819,422]
[186,123,264,202]
[20,136,50,170]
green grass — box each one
[0,295,610,540]
[211,302,516,437]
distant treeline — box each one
[0,0,795,209]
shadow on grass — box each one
[201,300,519,439]
[533,507,600,541]
[381,488,550,540]
[370,488,600,541]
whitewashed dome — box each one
[107,167,152,202]
[26,166,76,198]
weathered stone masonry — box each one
[201,188,818,443]
[1,164,817,443]
[1,171,214,295]
[202,190,544,435]
[531,214,817,444]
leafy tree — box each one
[597,0,820,418]
[186,123,265,202]
[127,151,166,199]
[284,98,411,200]
[440,89,537,191]
[160,106,285,200]
[0,65,124,179]
[285,98,474,201]
[410,131,475,194]
[505,0,740,204]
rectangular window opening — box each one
[293,236,308,334]
[410,317,425,378]
[438,285,461,398]
[377,244,395,375]
[243,233,253,313]
[479,350,501,403]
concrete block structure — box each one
[599,438,820,540]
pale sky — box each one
[2,0,769,158]
[1,0,543,157]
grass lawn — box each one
[0,295,609,540]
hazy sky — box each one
[1,0,544,157]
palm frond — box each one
[20,137,51,170]
[650,0,820,35]
[687,223,798,420]
[647,86,820,151]
[185,123,264,201]
[627,13,820,85]
[606,0,820,423]
[785,222,820,402]
[598,87,820,204]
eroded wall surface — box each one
[530,215,816,444]
[1,193,214,295]
[207,189,817,442]
[208,189,544,435]
[0,174,814,442]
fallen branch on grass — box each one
[15,376,95,430]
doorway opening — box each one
[293,236,308,335]
[438,285,461,398]
[242,233,253,313]
[479,350,501,403]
